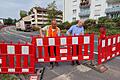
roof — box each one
[30,6,63,14]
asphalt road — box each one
[0,26,120,80]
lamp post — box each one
[63,0,65,22]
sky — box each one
[0,0,63,19]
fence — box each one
[0,33,120,74]
[32,34,94,62]
[0,42,35,74]
[98,34,120,65]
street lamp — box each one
[63,0,65,22]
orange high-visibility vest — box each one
[47,26,59,37]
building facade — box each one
[64,0,120,22]
[0,18,4,24]
[16,7,63,30]
[63,0,80,22]
[30,7,63,27]
[16,15,31,30]
[105,0,120,18]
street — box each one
[0,26,120,80]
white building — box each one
[16,15,31,30]
[0,18,4,24]
[63,0,80,22]
[16,7,63,30]
[105,0,120,18]
[63,0,120,22]
[30,7,63,27]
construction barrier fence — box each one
[0,42,35,74]
[98,34,120,65]
[0,33,120,74]
[32,34,94,62]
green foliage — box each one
[0,74,29,80]
[61,29,67,34]
[3,18,17,25]
[0,74,19,80]
[98,16,112,24]
[58,21,71,30]
[71,21,77,26]
[20,10,28,19]
[112,17,120,28]
[47,1,57,23]
[84,19,96,29]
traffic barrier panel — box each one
[0,42,35,74]
[32,34,94,62]
[98,34,120,65]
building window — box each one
[37,15,42,17]
[32,20,35,22]
[31,16,35,18]
[95,4,101,7]
[38,20,42,22]
[73,9,77,14]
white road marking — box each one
[52,74,71,80]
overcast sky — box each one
[0,0,63,19]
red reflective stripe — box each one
[9,55,14,68]
[38,46,43,58]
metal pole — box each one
[63,0,65,22]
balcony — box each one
[80,0,90,8]
[80,4,90,8]
[105,7,120,13]
[79,10,90,17]
[106,0,120,4]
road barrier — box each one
[32,34,94,62]
[0,42,35,74]
[98,34,120,65]
[0,33,120,74]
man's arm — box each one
[66,26,74,36]
[58,28,61,36]
[39,28,44,37]
[40,25,50,37]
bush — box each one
[84,19,96,29]
[112,17,120,28]
[58,21,71,30]
[32,26,40,31]
[104,22,116,29]
[71,21,77,26]
[61,29,67,34]
[98,16,112,24]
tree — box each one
[20,10,28,19]
[47,1,57,23]
[3,18,17,25]
[84,19,96,29]
[12,19,17,25]
[3,18,13,25]
[98,16,112,24]
[112,17,120,28]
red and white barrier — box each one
[98,34,120,65]
[0,42,35,74]
[32,34,94,62]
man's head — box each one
[51,19,57,29]
[77,20,84,27]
